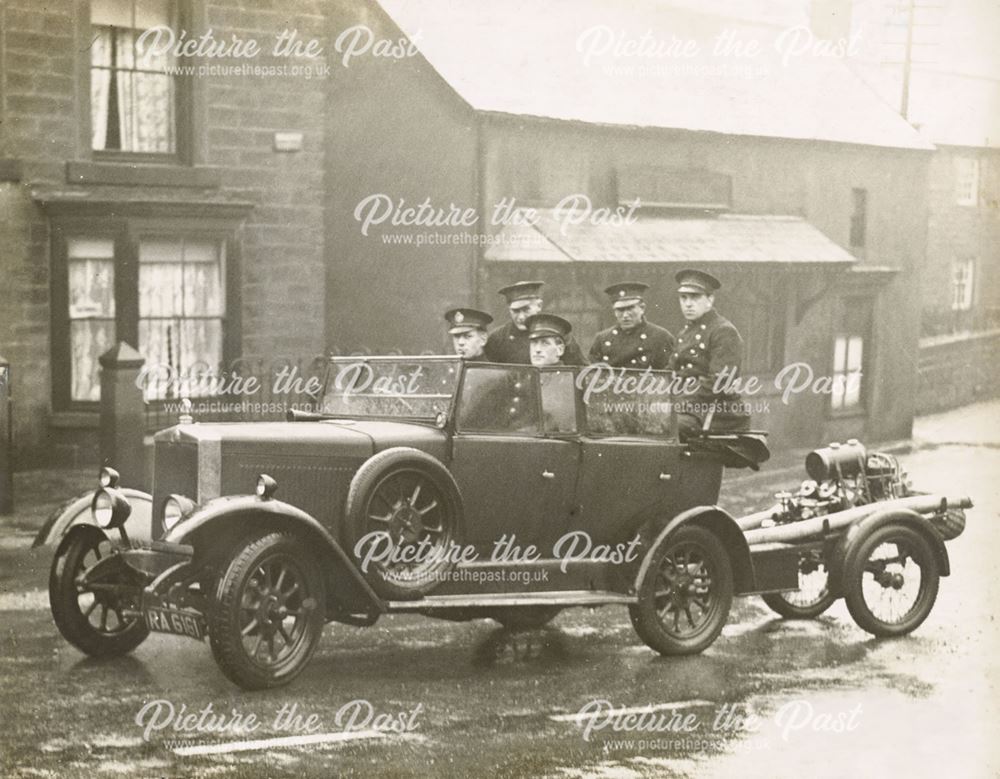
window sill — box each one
[67,161,221,188]
[50,411,100,429]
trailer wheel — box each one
[844,524,939,637]
[761,550,836,619]
[629,525,733,655]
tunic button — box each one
[700,343,706,349]
[687,363,693,369]
[603,355,609,360]
[641,355,647,362]
[695,334,701,340]
[512,397,520,404]
[612,329,619,335]
[640,333,647,340]
[604,341,611,346]
[690,348,696,354]
[514,382,521,389]
[638,346,644,352]
[701,324,706,330]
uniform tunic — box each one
[588,319,674,369]
[668,308,750,433]
[484,321,587,365]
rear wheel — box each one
[844,524,939,637]
[629,525,733,655]
[761,550,836,619]
[49,526,149,657]
[209,532,326,690]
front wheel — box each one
[629,525,733,656]
[761,550,836,619]
[844,524,940,637]
[209,532,326,690]
[49,526,149,657]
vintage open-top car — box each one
[43,356,972,689]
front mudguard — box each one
[165,495,385,618]
[34,488,154,548]
[826,507,951,597]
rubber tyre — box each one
[844,524,939,638]
[49,526,149,657]
[629,525,733,656]
[761,554,836,619]
[491,606,562,631]
[209,532,326,690]
[344,448,463,600]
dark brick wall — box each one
[1,0,331,467]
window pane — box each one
[70,320,116,401]
[846,336,863,373]
[180,320,223,376]
[540,370,577,434]
[132,73,174,152]
[458,367,539,433]
[68,237,115,260]
[140,263,183,316]
[69,259,116,319]
[135,0,170,28]
[832,335,847,374]
[183,263,223,316]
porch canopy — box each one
[484,212,858,266]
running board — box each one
[386,590,638,611]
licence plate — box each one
[144,606,206,640]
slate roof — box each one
[377,0,933,150]
[485,212,858,265]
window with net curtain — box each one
[91,0,177,153]
[139,238,226,400]
[66,236,225,402]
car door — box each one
[449,365,579,552]
[573,368,681,544]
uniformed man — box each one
[526,313,573,366]
[444,307,492,361]
[668,269,751,439]
[589,282,674,369]
[484,281,586,365]
[527,313,577,432]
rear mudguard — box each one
[34,488,153,548]
[165,495,385,616]
[827,507,950,597]
[635,506,755,595]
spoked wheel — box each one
[844,524,939,637]
[49,526,149,657]
[629,525,733,655]
[209,532,326,690]
[491,607,562,631]
[346,448,463,599]
[762,550,837,619]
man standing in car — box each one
[444,307,492,362]
[669,269,750,438]
[485,281,586,365]
[589,282,674,369]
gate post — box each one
[0,355,13,515]
[99,343,147,490]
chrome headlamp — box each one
[163,494,197,531]
[91,487,131,529]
